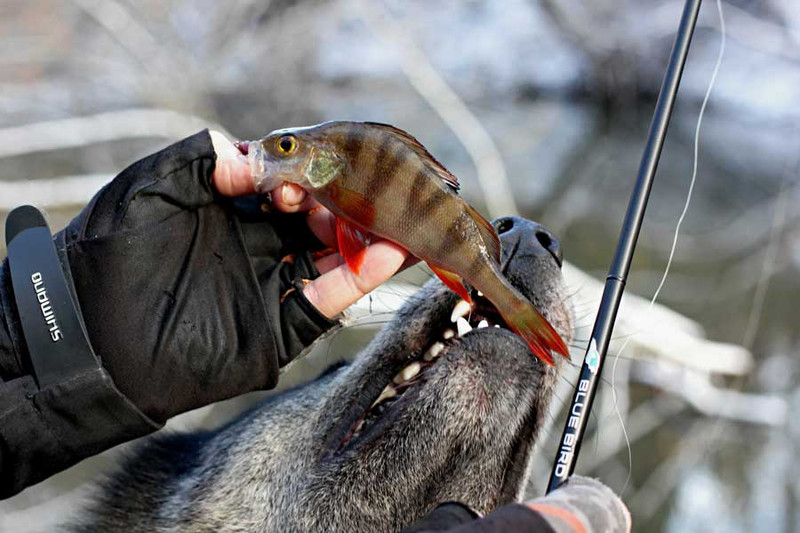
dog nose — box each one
[493,216,563,268]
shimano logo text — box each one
[31,272,63,342]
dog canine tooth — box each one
[423,342,445,361]
[494,324,501,328]
[397,362,422,383]
[456,317,472,336]
[392,362,421,384]
[450,299,471,323]
[477,290,483,297]
[442,329,455,340]
[372,385,397,407]
[477,319,488,329]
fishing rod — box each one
[547,0,704,493]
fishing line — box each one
[608,0,726,496]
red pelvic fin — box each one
[429,264,472,304]
[336,218,371,275]
[502,300,569,366]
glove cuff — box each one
[0,258,30,380]
[277,252,340,366]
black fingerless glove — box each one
[0,130,337,498]
[59,129,338,421]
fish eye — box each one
[276,135,298,155]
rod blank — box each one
[546,0,704,493]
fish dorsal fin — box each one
[363,122,460,192]
[465,204,501,264]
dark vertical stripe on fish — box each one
[397,156,425,217]
[411,167,429,198]
[342,126,365,169]
[413,168,443,226]
[417,175,448,219]
[365,134,399,200]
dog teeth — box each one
[423,342,445,361]
[494,324,501,328]
[456,317,472,336]
[353,419,364,434]
[393,362,421,384]
[401,361,421,381]
[477,319,489,329]
[372,384,397,407]
[477,290,483,297]
[442,329,455,340]
[450,299,471,322]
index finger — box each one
[303,240,410,319]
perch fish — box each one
[247,121,568,365]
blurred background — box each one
[1,0,799,531]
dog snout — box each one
[493,216,563,268]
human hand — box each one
[400,476,630,532]
[210,130,413,319]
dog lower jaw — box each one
[336,293,520,452]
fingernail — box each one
[281,184,305,206]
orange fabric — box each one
[525,503,587,533]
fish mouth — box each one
[233,139,277,192]
[247,141,285,193]
[233,140,250,155]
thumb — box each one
[210,130,256,197]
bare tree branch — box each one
[0,174,111,210]
[355,0,518,218]
[633,363,788,426]
[0,109,223,159]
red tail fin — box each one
[501,300,568,366]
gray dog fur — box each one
[68,216,573,532]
